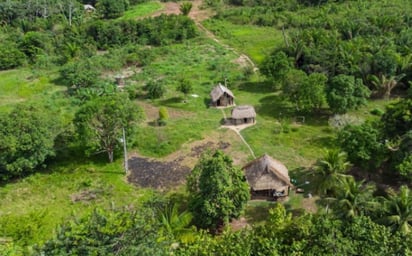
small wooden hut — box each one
[210,83,235,107]
[231,105,256,125]
[243,154,292,198]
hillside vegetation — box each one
[1,0,412,254]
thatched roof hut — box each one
[231,105,256,125]
[243,154,292,196]
[210,83,235,107]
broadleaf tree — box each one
[187,150,250,231]
[74,93,143,162]
[0,104,62,180]
[326,74,370,114]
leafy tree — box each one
[60,60,101,93]
[381,186,412,234]
[0,104,61,180]
[0,41,26,70]
[260,50,292,82]
[187,150,250,231]
[37,207,169,255]
[19,31,50,63]
[176,78,193,101]
[313,149,351,196]
[283,70,327,112]
[326,74,370,114]
[96,0,128,19]
[179,2,193,16]
[381,99,412,138]
[145,80,166,99]
[74,93,143,162]
[337,122,386,170]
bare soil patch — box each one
[137,101,194,123]
[127,156,190,190]
[127,131,244,190]
[151,0,213,23]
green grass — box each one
[118,1,163,20]
[203,19,284,64]
[0,160,148,246]
[130,37,247,156]
[0,69,64,113]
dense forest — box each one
[1,0,412,255]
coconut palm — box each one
[332,176,377,219]
[313,149,351,196]
[157,203,195,243]
[381,186,412,234]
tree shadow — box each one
[158,96,182,107]
[237,81,275,94]
[257,94,294,119]
[245,203,274,223]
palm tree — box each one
[157,203,195,243]
[381,186,412,234]
[332,176,377,219]
[313,149,351,196]
[369,73,405,99]
[179,2,192,16]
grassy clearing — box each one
[0,69,65,113]
[119,2,163,20]
[130,37,247,157]
[202,19,283,64]
[0,160,148,246]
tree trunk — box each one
[107,148,114,163]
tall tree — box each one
[0,104,61,180]
[331,177,376,219]
[313,149,351,196]
[74,93,143,162]
[187,150,250,231]
[381,186,412,234]
[337,122,386,170]
[326,74,370,114]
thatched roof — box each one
[231,105,256,119]
[210,83,235,102]
[243,154,292,191]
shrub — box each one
[158,107,169,126]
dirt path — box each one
[222,124,256,159]
[151,0,258,72]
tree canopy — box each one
[0,104,62,180]
[74,93,143,162]
[187,150,250,231]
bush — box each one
[370,108,384,116]
[0,42,26,70]
[145,80,166,99]
[158,107,169,126]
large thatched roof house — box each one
[210,83,235,107]
[231,105,256,125]
[243,154,292,197]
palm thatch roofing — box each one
[231,105,256,119]
[210,83,235,102]
[243,154,292,191]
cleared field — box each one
[203,19,284,64]
[118,1,163,20]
